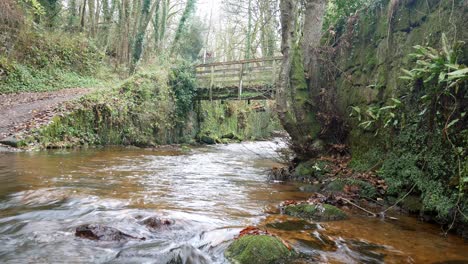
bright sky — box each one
[196,0,222,21]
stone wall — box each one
[327,0,467,151]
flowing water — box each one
[0,140,467,263]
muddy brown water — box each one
[0,140,467,263]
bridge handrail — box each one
[195,56,283,68]
[195,56,283,100]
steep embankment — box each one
[13,65,280,149]
[0,30,108,94]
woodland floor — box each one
[0,88,91,140]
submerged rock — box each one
[266,220,317,231]
[167,244,212,264]
[116,243,211,263]
[141,216,174,230]
[225,235,293,264]
[284,203,348,221]
[75,224,144,241]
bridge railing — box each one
[195,56,283,100]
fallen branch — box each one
[380,183,416,215]
[340,197,398,220]
[340,197,377,217]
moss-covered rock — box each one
[293,160,330,179]
[225,235,293,264]
[284,203,348,221]
[200,135,217,145]
[324,178,378,199]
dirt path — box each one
[0,88,91,140]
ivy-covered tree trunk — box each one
[67,0,78,31]
[159,0,168,48]
[170,0,197,56]
[130,0,161,73]
[80,0,87,31]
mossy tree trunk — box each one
[277,0,327,159]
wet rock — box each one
[141,216,174,230]
[167,244,212,264]
[266,220,317,231]
[200,135,216,145]
[225,235,293,264]
[268,166,291,181]
[0,136,19,148]
[293,160,330,181]
[116,243,210,264]
[75,224,144,241]
[284,203,348,221]
[264,204,280,214]
[344,239,386,263]
[295,234,337,252]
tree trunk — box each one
[277,0,327,159]
[159,0,168,47]
[130,0,161,73]
[277,0,299,141]
[80,0,87,32]
[88,0,95,37]
[170,0,196,56]
[302,0,327,91]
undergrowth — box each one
[25,62,279,148]
[0,29,108,93]
[350,34,468,228]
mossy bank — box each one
[291,0,468,236]
[19,64,280,148]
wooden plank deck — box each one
[195,56,282,100]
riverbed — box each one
[0,140,466,263]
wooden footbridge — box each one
[195,56,282,100]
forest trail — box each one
[0,88,91,140]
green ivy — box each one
[169,61,197,121]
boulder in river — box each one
[0,136,20,148]
[75,224,144,241]
[225,235,293,264]
[140,216,174,230]
[200,135,216,145]
[284,203,348,221]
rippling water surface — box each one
[0,140,467,263]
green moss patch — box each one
[284,203,348,221]
[225,235,293,264]
[293,160,331,179]
[324,178,378,199]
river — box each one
[0,140,467,263]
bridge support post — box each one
[209,65,214,101]
[272,59,277,99]
[238,63,244,100]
